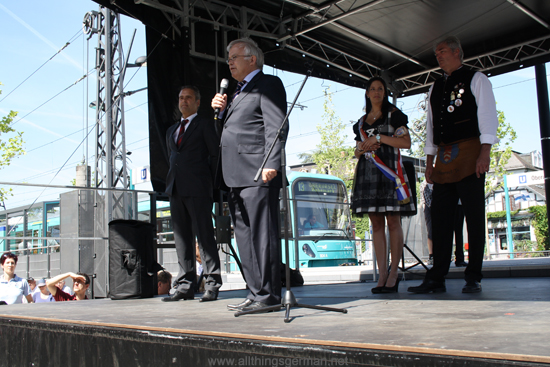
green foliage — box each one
[296,152,314,164]
[302,87,367,243]
[485,109,517,193]
[408,111,427,158]
[528,205,549,251]
[513,239,537,254]
[353,215,370,251]
[309,87,356,187]
[0,82,25,203]
[487,209,520,219]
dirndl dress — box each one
[351,109,416,215]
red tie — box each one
[176,119,188,147]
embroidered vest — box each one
[430,67,479,145]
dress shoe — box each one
[240,301,281,314]
[199,290,218,302]
[381,276,401,293]
[455,261,468,267]
[407,279,446,294]
[227,298,253,311]
[462,280,482,293]
[371,286,384,294]
[161,291,194,302]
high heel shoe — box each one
[381,276,401,293]
[371,286,384,294]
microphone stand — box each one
[234,70,348,322]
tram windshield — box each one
[292,179,351,238]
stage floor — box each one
[2,273,550,365]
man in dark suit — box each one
[163,85,222,303]
[211,38,287,313]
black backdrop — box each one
[145,20,234,193]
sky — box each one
[1,0,549,211]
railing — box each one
[156,230,239,274]
[2,243,60,279]
[486,250,550,260]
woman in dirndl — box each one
[351,76,415,294]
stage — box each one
[1,261,550,366]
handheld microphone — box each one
[214,78,229,120]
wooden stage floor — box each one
[1,272,550,366]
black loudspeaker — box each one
[108,220,162,300]
[401,160,418,217]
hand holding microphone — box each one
[213,78,229,120]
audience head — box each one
[1,252,18,278]
[1,252,18,266]
[37,279,50,295]
[73,272,90,294]
[157,270,172,295]
[27,277,37,290]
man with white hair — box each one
[211,38,288,312]
[408,36,498,294]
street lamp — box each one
[127,56,147,68]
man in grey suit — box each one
[211,38,287,313]
[163,85,222,303]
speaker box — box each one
[108,220,162,299]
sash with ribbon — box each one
[358,116,411,204]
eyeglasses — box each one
[226,54,251,64]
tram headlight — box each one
[302,243,316,258]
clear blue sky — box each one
[1,0,549,210]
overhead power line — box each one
[0,29,83,104]
[9,71,93,128]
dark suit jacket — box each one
[165,114,219,198]
[219,71,288,188]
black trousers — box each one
[170,188,222,293]
[454,204,465,263]
[426,173,486,283]
[228,186,281,305]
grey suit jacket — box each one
[219,71,288,188]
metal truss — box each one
[127,0,550,95]
[397,36,550,95]
[83,7,130,223]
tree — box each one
[528,205,549,251]
[0,82,25,203]
[485,109,517,192]
[408,112,428,159]
[300,87,369,242]
[308,87,356,187]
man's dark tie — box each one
[176,119,189,147]
[226,81,246,114]
[232,81,246,102]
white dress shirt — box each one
[424,70,500,156]
[173,113,197,143]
